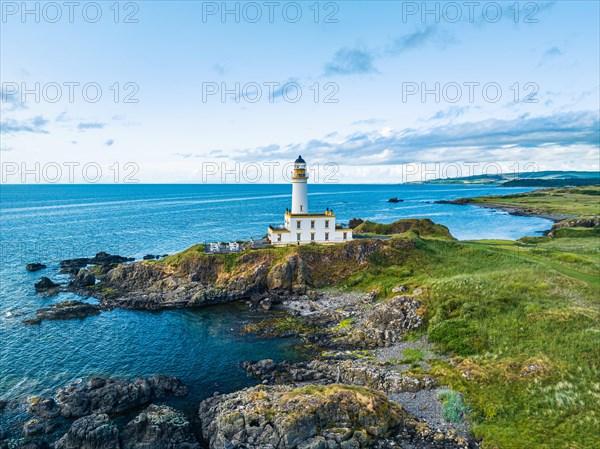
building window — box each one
[311,233,315,241]
[343,232,347,240]
[278,234,282,242]
[311,220,315,229]
[325,220,329,228]
[297,221,301,229]
[300,205,303,211]
[297,233,301,241]
[325,233,329,241]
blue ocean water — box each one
[0,184,552,411]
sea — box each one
[0,184,552,421]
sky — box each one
[1,0,599,183]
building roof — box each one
[294,155,306,164]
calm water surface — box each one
[0,184,552,410]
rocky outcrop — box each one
[88,239,394,311]
[121,405,200,449]
[34,277,59,294]
[23,418,58,436]
[23,301,101,325]
[54,413,119,449]
[243,358,434,393]
[27,397,61,419]
[60,252,134,275]
[55,375,187,418]
[198,384,474,449]
[548,217,600,237]
[71,268,96,288]
[26,263,46,272]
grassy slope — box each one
[467,185,600,217]
[344,234,599,449]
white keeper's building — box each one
[268,156,353,245]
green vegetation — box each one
[354,218,455,240]
[437,390,470,423]
[343,230,599,448]
[466,185,600,217]
[401,348,424,363]
[413,170,599,186]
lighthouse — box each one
[291,156,308,214]
[267,156,353,245]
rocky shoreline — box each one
[9,233,482,448]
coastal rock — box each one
[28,396,61,419]
[60,252,134,275]
[71,268,96,288]
[23,418,58,436]
[198,384,473,449]
[54,413,119,449]
[23,301,101,325]
[13,442,50,449]
[55,375,187,418]
[121,404,200,449]
[34,277,59,293]
[26,263,47,272]
[243,358,434,393]
[388,197,403,203]
[198,384,405,449]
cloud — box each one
[538,46,562,65]
[324,47,378,75]
[78,122,105,130]
[229,111,599,166]
[386,27,438,55]
[212,64,226,75]
[105,139,115,146]
[324,27,443,76]
[1,87,28,111]
[0,115,49,134]
[352,118,386,126]
[429,106,470,120]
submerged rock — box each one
[54,413,118,449]
[26,263,47,272]
[23,301,101,325]
[121,404,200,449]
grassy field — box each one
[466,185,600,217]
[342,231,599,449]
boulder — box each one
[34,277,59,293]
[54,413,119,449]
[199,384,405,449]
[23,418,58,436]
[121,404,200,449]
[72,268,96,288]
[27,396,60,419]
[26,263,46,272]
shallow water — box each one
[0,184,552,408]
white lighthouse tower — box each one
[267,156,353,245]
[291,156,308,214]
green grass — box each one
[437,390,470,423]
[468,185,600,217]
[342,232,599,449]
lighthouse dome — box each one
[294,155,306,164]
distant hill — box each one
[414,171,599,187]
